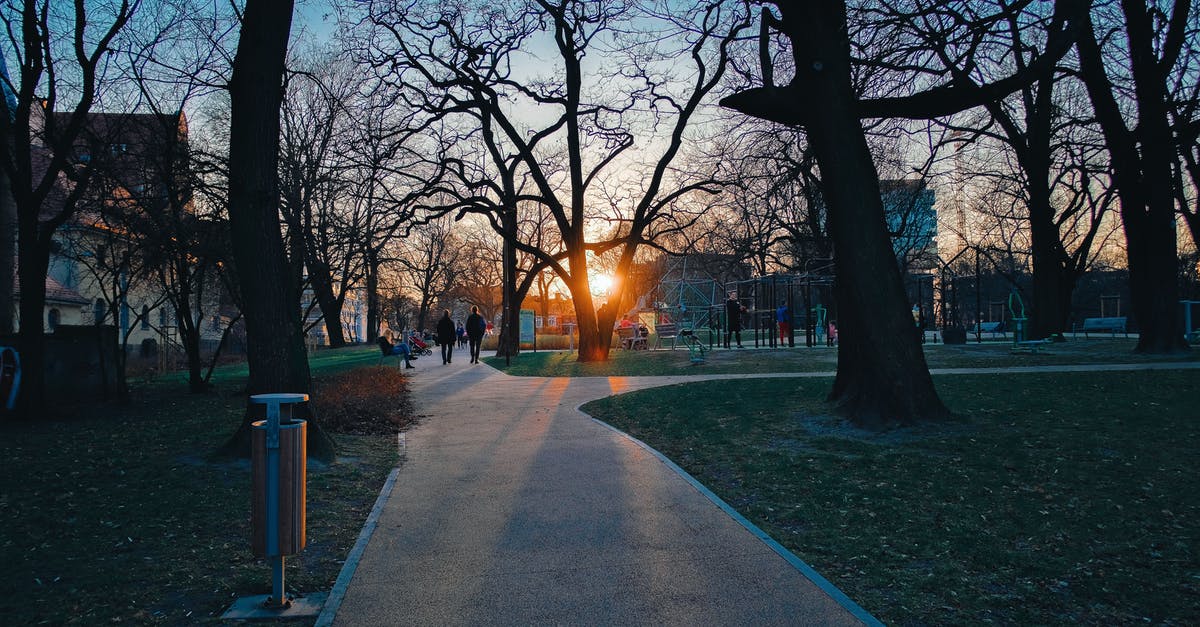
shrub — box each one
[480,334,573,351]
[312,366,416,435]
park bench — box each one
[1079,316,1127,337]
[616,326,647,350]
[376,337,403,366]
[652,323,679,350]
[974,321,1004,337]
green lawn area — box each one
[581,369,1200,625]
[486,337,1198,377]
[0,346,404,624]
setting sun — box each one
[590,274,613,296]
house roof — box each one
[12,266,91,306]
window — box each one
[141,305,150,330]
[94,299,106,326]
[47,308,60,332]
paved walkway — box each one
[320,361,876,626]
[320,359,1200,626]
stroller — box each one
[407,332,434,356]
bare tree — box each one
[452,220,505,323]
[0,0,138,416]
[906,3,1117,340]
[221,0,335,459]
[114,3,243,393]
[279,48,365,347]
[338,80,435,342]
[391,217,461,332]
[353,0,750,361]
[1075,0,1193,352]
[722,0,1082,428]
[1172,2,1200,254]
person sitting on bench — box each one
[377,334,416,368]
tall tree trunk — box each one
[1076,2,1188,354]
[1022,83,1073,341]
[307,260,346,347]
[14,234,49,418]
[790,2,949,428]
[174,278,206,393]
[173,271,208,393]
[0,172,14,336]
[218,0,334,460]
[1027,177,1072,340]
[567,241,608,362]
[497,207,520,358]
[365,247,380,342]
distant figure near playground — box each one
[725,292,746,348]
[436,310,456,364]
[466,306,486,364]
[776,303,792,345]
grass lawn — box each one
[582,369,1200,625]
[0,347,407,624]
[486,337,1198,377]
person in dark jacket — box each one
[465,306,486,364]
[725,292,746,348]
[436,309,456,364]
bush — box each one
[312,366,416,435]
[480,334,573,351]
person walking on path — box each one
[436,310,456,364]
[725,292,746,348]
[466,306,486,364]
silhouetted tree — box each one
[722,0,1082,427]
[1075,0,1193,352]
[221,0,334,459]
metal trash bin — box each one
[247,392,308,608]
[251,418,306,556]
[1,346,20,412]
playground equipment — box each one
[678,329,707,363]
[1007,290,1051,353]
[646,257,837,349]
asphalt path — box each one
[320,358,1199,626]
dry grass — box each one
[583,370,1200,625]
[0,363,412,624]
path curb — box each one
[315,466,401,627]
